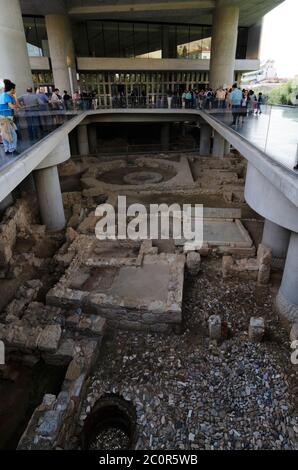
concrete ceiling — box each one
[20,0,285,27]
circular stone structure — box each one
[123,171,163,185]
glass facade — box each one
[23,16,49,57]
[79,71,210,107]
[73,20,248,60]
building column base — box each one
[199,123,211,156]
[212,131,225,157]
[262,219,290,259]
[88,125,98,154]
[276,231,298,324]
[161,123,170,152]
[78,124,90,155]
[276,290,298,324]
[34,165,65,231]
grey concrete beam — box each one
[68,1,215,15]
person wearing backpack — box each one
[205,88,213,110]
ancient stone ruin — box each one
[0,150,297,451]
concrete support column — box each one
[199,123,212,156]
[45,14,77,94]
[69,129,78,156]
[276,231,298,323]
[212,131,225,157]
[78,124,90,155]
[34,166,65,231]
[0,193,14,213]
[0,0,33,95]
[161,123,170,152]
[224,140,231,156]
[209,5,239,90]
[88,125,98,154]
[262,219,290,259]
[246,20,263,60]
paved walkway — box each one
[210,106,298,170]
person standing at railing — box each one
[0,80,20,156]
[204,88,213,110]
[63,90,72,111]
[256,92,264,115]
[215,87,226,109]
[50,89,64,126]
[247,90,256,115]
[37,87,50,133]
[19,87,40,142]
[167,89,173,109]
[239,89,249,125]
[51,89,64,110]
[229,83,243,126]
[72,90,80,110]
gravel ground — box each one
[80,257,298,450]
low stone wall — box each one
[17,336,101,450]
[222,244,272,285]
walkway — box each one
[208,105,298,170]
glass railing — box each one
[0,104,82,171]
[205,103,298,172]
[2,96,297,174]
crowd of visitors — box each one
[0,77,266,158]
[0,81,95,158]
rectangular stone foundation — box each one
[47,238,185,332]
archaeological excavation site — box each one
[0,121,297,452]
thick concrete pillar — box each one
[224,140,231,156]
[209,5,239,90]
[0,0,33,95]
[246,20,263,60]
[45,14,77,93]
[212,131,225,157]
[161,123,170,152]
[262,219,290,259]
[0,193,14,213]
[88,125,98,154]
[199,123,212,156]
[34,166,65,231]
[69,129,78,156]
[78,124,90,155]
[276,231,298,323]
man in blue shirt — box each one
[229,83,243,126]
[0,80,19,155]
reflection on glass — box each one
[24,16,48,57]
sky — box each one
[260,0,298,78]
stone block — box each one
[39,394,57,411]
[257,244,272,266]
[249,317,265,342]
[36,410,61,438]
[65,356,85,381]
[208,315,222,341]
[37,325,62,353]
[258,264,271,285]
[45,339,76,366]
